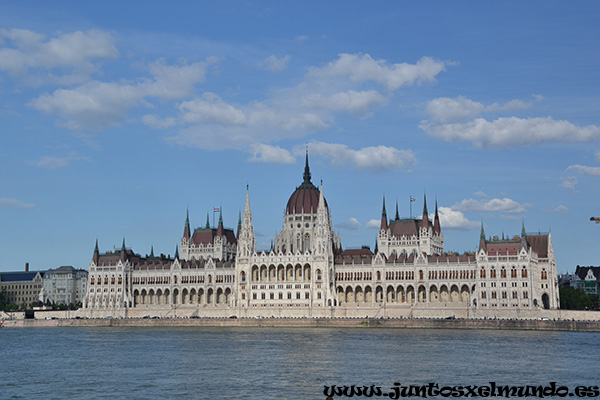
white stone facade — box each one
[82,158,559,318]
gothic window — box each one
[304,234,310,251]
[241,271,246,282]
[511,267,517,278]
[522,267,528,278]
[316,269,322,281]
[480,268,486,279]
[490,268,496,279]
[501,267,506,278]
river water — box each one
[1,327,599,399]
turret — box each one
[520,220,528,250]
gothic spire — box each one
[174,245,179,260]
[183,208,191,239]
[380,195,388,230]
[479,221,487,251]
[93,238,99,264]
[395,199,400,221]
[150,245,154,258]
[433,199,441,233]
[421,193,430,229]
[205,212,210,229]
[303,148,311,183]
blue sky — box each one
[1,1,599,273]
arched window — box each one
[480,267,486,279]
[500,267,506,278]
[304,234,310,252]
[522,267,528,278]
[511,267,517,278]
[316,269,322,281]
[490,268,496,279]
[241,271,246,282]
[377,271,381,281]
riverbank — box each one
[4,316,600,332]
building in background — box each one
[0,263,45,309]
[41,266,88,306]
[571,266,600,297]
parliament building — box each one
[83,155,559,319]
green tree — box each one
[0,288,7,311]
[560,287,595,310]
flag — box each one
[213,207,220,212]
[410,197,415,202]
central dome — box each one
[285,153,328,215]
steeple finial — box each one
[206,212,210,229]
[395,199,399,221]
[150,245,154,258]
[521,220,526,238]
[218,205,223,225]
[183,208,191,239]
[174,245,179,260]
[303,147,311,183]
[480,221,485,240]
[94,238,99,253]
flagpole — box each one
[410,195,412,219]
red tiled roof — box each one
[191,227,237,245]
[486,242,520,256]
[526,235,548,258]
[389,219,420,237]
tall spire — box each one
[217,206,224,236]
[120,238,127,262]
[93,238,99,264]
[174,245,179,260]
[433,199,441,233]
[183,208,191,239]
[520,220,528,250]
[237,210,242,239]
[150,245,154,258]
[395,199,400,221]
[421,193,430,229]
[479,221,486,251]
[205,212,210,229]
[380,195,388,230]
[303,147,311,183]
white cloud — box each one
[425,96,485,123]
[303,141,416,172]
[366,219,380,229]
[552,205,569,213]
[28,152,89,170]
[424,96,533,124]
[0,197,35,208]
[30,81,142,130]
[141,114,176,129]
[178,93,246,125]
[336,217,361,230]
[452,197,531,214]
[595,151,600,161]
[29,59,212,130]
[566,165,600,176]
[259,55,291,72]
[248,144,296,164]
[308,54,448,91]
[421,116,600,148]
[560,175,579,189]
[474,191,488,197]
[302,90,387,115]
[0,28,118,83]
[438,207,479,230]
